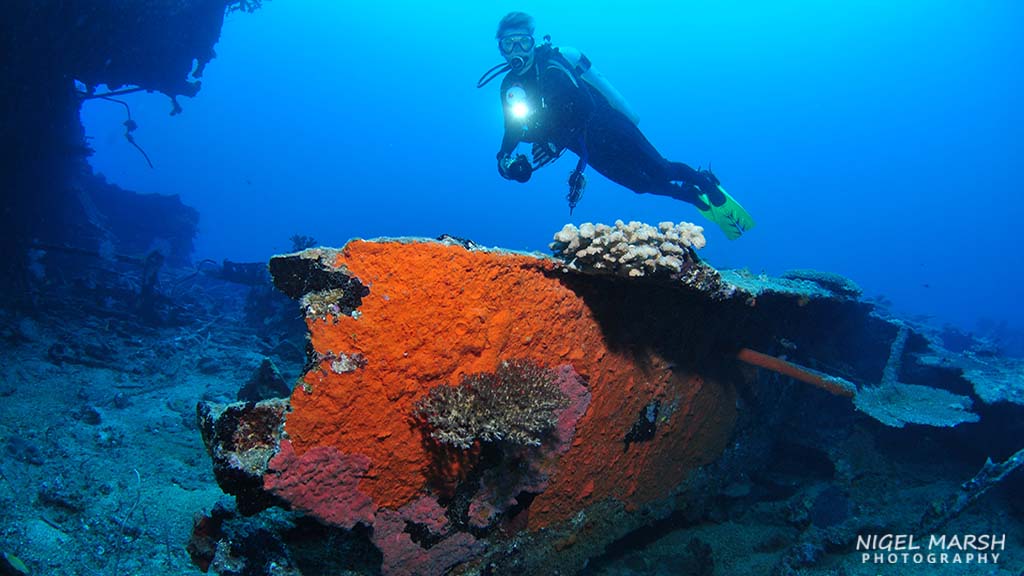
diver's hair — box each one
[496,12,535,39]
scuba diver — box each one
[478,12,754,239]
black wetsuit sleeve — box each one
[498,116,519,158]
[497,79,519,158]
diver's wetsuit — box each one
[498,45,715,207]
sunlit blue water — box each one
[80,0,1024,337]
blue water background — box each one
[81,1,1023,335]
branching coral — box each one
[289,234,317,252]
[412,360,570,449]
[550,220,705,278]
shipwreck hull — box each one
[201,239,744,574]
[197,236,998,575]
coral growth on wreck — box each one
[412,359,569,449]
[551,220,706,278]
[195,233,1024,575]
[300,288,354,320]
[280,239,736,529]
[854,324,979,427]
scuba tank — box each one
[555,45,640,126]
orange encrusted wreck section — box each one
[280,239,736,529]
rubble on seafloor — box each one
[192,226,1024,576]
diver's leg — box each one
[667,161,700,184]
[657,179,710,209]
[581,114,715,208]
[587,150,710,208]
[667,162,725,206]
[639,161,714,208]
[577,119,664,193]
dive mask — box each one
[499,34,535,55]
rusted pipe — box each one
[737,347,856,398]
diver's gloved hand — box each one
[531,142,561,167]
[498,152,533,183]
[695,168,727,207]
[497,152,514,180]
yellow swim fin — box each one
[697,185,755,240]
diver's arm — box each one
[496,87,522,178]
[498,125,519,158]
[496,118,521,179]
